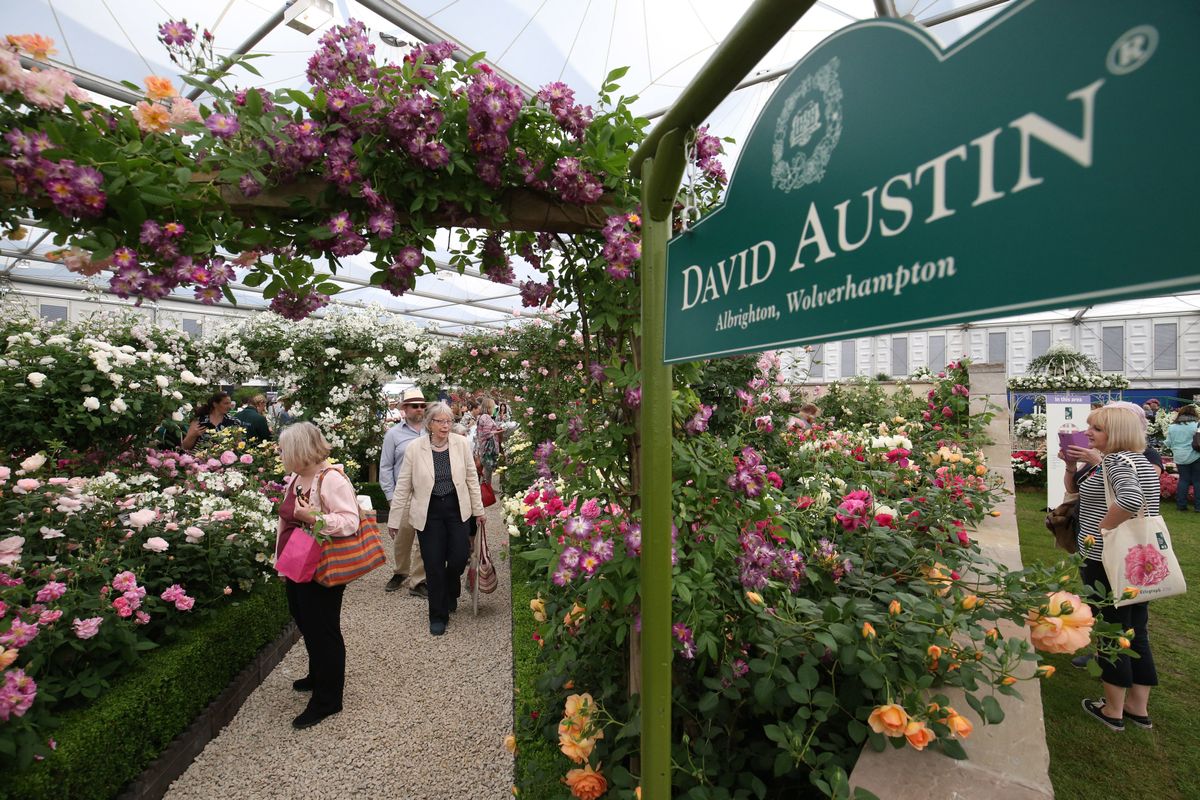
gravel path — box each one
[165,501,514,800]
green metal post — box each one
[640,128,687,799]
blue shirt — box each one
[379,422,424,500]
[1166,419,1199,465]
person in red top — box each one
[276,422,360,730]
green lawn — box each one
[1014,486,1199,800]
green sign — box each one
[664,0,1200,363]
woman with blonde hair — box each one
[1064,406,1160,731]
[473,395,504,486]
[276,422,360,729]
[388,402,484,636]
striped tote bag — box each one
[311,468,387,587]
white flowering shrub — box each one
[1013,413,1047,441]
[197,306,440,470]
[1008,343,1129,391]
[0,311,199,456]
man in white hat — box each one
[379,387,428,596]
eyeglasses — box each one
[404,403,426,409]
[431,417,453,425]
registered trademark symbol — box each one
[1107,25,1158,75]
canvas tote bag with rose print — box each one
[1101,453,1187,608]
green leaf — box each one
[698,691,719,715]
[939,738,969,760]
[754,676,774,706]
[981,694,1005,724]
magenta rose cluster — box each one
[3,129,105,218]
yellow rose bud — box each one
[745,591,764,606]
[888,599,902,616]
[1001,675,1018,685]
[1122,586,1141,600]
[961,594,983,610]
[975,465,987,476]
[989,510,1001,517]
[1082,534,1096,547]
[927,645,942,661]
[861,621,877,639]
[504,734,517,753]
[985,627,999,642]
[1118,636,1131,649]
[1036,665,1056,678]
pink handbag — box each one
[276,526,322,582]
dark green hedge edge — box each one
[2,582,291,800]
[512,556,567,799]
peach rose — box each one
[888,599,901,616]
[1026,591,1094,654]
[861,621,876,639]
[564,763,608,800]
[867,703,909,737]
[530,597,547,622]
[0,647,18,670]
[559,731,598,764]
[564,693,595,721]
[944,709,973,738]
[504,734,517,754]
[144,75,178,100]
[905,720,936,750]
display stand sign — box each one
[1046,393,1094,509]
[663,0,1200,363]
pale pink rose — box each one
[239,454,253,464]
[127,509,157,529]
[0,466,10,483]
[0,48,23,93]
[219,451,237,466]
[211,509,234,521]
[1125,544,1170,587]
[13,478,41,494]
[0,536,24,567]
[19,453,46,472]
[38,609,63,625]
[39,527,64,539]
[164,522,179,531]
[142,537,169,553]
[223,586,233,595]
[184,526,205,543]
[21,67,74,109]
[167,96,201,127]
[160,584,186,603]
[174,595,195,611]
[48,477,69,485]
[72,617,103,639]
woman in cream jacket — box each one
[388,402,484,635]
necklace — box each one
[431,439,449,451]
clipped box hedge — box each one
[3,582,291,800]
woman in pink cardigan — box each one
[276,422,360,730]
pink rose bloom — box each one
[127,509,157,529]
[135,611,151,625]
[0,668,37,721]
[0,619,39,647]
[142,537,169,553]
[38,609,63,625]
[160,584,186,603]
[211,509,234,521]
[112,597,133,618]
[240,454,254,464]
[206,458,221,469]
[112,571,138,592]
[0,536,24,567]
[35,581,67,602]
[73,617,103,639]
[0,466,9,482]
[163,522,179,531]
[1125,544,1170,587]
[223,586,233,595]
[579,499,601,519]
[0,48,23,93]
[754,415,774,433]
[13,478,41,494]
[547,413,557,421]
[469,349,479,356]
[219,451,237,466]
[1027,591,1094,653]
[184,526,205,543]
[168,95,201,126]
[174,595,195,612]
[48,477,69,485]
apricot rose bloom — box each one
[867,703,909,737]
[559,730,599,764]
[905,720,936,750]
[530,597,547,622]
[944,709,973,738]
[1026,591,1094,654]
[144,75,178,100]
[564,763,608,800]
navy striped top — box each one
[1076,451,1160,560]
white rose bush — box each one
[0,311,198,455]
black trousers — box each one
[1081,558,1157,688]
[416,491,471,625]
[285,578,346,712]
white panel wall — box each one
[1009,326,1030,374]
[1078,325,1101,364]
[1052,323,1075,349]
[910,332,927,371]
[1126,319,1152,375]
[948,330,966,362]
[1182,322,1200,377]
[967,330,986,362]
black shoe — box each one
[409,582,429,598]
[430,620,446,636]
[1123,709,1153,729]
[292,676,314,692]
[292,705,341,730]
[1071,653,1093,669]
[1082,699,1124,731]
[385,574,407,593]
[449,597,458,613]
